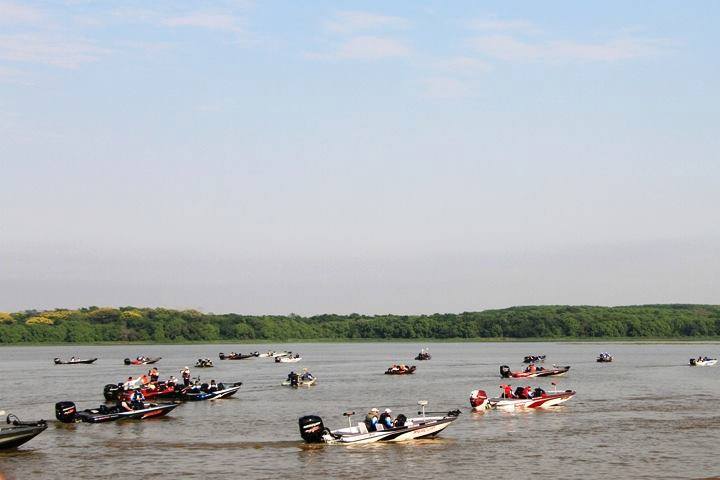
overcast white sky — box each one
[1,1,718,314]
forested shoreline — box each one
[0,304,719,344]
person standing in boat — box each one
[181,367,191,387]
[364,408,380,431]
[123,376,135,391]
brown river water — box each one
[1,342,719,479]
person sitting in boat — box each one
[525,364,537,373]
[208,380,218,392]
[301,368,314,381]
[70,356,76,362]
[379,409,394,429]
[533,387,546,398]
[137,356,145,362]
[502,384,514,399]
[364,408,380,432]
[149,367,159,382]
[167,376,177,387]
[130,389,145,409]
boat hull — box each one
[489,391,575,410]
[501,365,571,378]
[0,423,47,449]
[301,413,460,445]
[690,359,717,366]
[282,378,317,387]
[54,358,97,365]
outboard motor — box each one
[123,358,131,365]
[470,389,488,409]
[690,358,697,366]
[500,365,511,378]
[299,415,325,443]
[103,384,121,401]
[55,401,78,423]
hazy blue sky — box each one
[1,1,718,314]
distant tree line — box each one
[0,305,718,344]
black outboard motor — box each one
[299,415,325,443]
[55,401,78,423]
[123,358,132,365]
[690,358,697,366]
[500,365,511,378]
[103,384,121,401]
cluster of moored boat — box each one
[6,347,720,450]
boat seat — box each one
[357,422,368,434]
[375,424,384,431]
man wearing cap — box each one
[364,408,380,431]
[379,408,394,429]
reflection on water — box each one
[1,342,720,479]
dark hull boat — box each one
[180,383,242,401]
[54,358,98,365]
[124,357,161,365]
[0,414,47,449]
[385,366,416,375]
[500,365,570,378]
[55,401,178,423]
[219,352,258,360]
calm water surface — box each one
[1,342,719,479]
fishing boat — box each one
[0,413,47,449]
[415,349,431,361]
[55,401,178,423]
[282,377,317,387]
[523,355,546,364]
[195,358,214,368]
[275,354,302,363]
[597,352,613,363]
[470,387,575,411]
[124,356,161,365]
[690,357,718,366]
[106,382,179,402]
[500,364,570,378]
[219,352,259,360]
[259,351,291,358]
[54,357,97,365]
[180,382,242,401]
[299,401,460,445]
[385,365,416,375]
